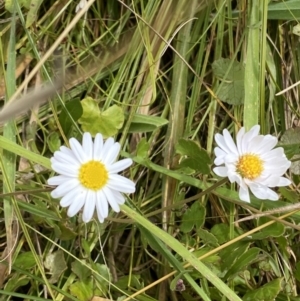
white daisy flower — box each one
[48,133,135,223]
[213,125,291,202]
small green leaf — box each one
[44,250,67,284]
[47,132,61,153]
[26,0,44,27]
[180,202,206,233]
[225,247,261,279]
[129,114,168,133]
[136,138,149,159]
[212,58,244,105]
[243,278,282,301]
[176,139,211,174]
[69,280,93,301]
[280,128,300,174]
[293,24,300,36]
[59,99,83,134]
[78,97,124,138]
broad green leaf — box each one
[4,275,29,293]
[116,275,143,290]
[57,221,77,240]
[69,280,93,301]
[129,114,168,133]
[180,202,206,233]
[220,242,250,272]
[193,247,221,264]
[278,186,299,203]
[47,132,61,153]
[211,224,231,244]
[280,127,300,174]
[196,228,219,247]
[59,99,83,134]
[212,58,244,105]
[225,247,261,279]
[267,0,300,20]
[78,97,124,138]
[26,0,43,27]
[44,250,67,284]
[13,252,36,269]
[243,278,282,301]
[251,218,285,240]
[176,139,211,174]
[71,260,91,282]
[5,0,29,11]
[92,263,111,294]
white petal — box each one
[93,134,104,160]
[82,191,96,222]
[276,177,291,187]
[249,184,279,201]
[228,172,243,186]
[82,133,93,159]
[67,195,86,217]
[69,137,88,163]
[213,166,228,177]
[241,125,260,153]
[261,147,284,160]
[239,186,250,202]
[59,146,75,157]
[96,190,108,220]
[103,142,120,165]
[214,147,227,165]
[100,138,115,160]
[60,187,82,207]
[107,174,136,193]
[111,190,125,205]
[215,132,235,154]
[51,162,78,177]
[51,179,80,198]
[250,135,277,154]
[53,150,79,166]
[48,175,71,185]
[264,163,290,175]
[108,159,133,173]
[102,187,120,212]
[236,127,245,154]
[222,129,239,155]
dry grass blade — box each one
[0,80,62,124]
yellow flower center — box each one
[79,160,108,190]
[236,153,264,180]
